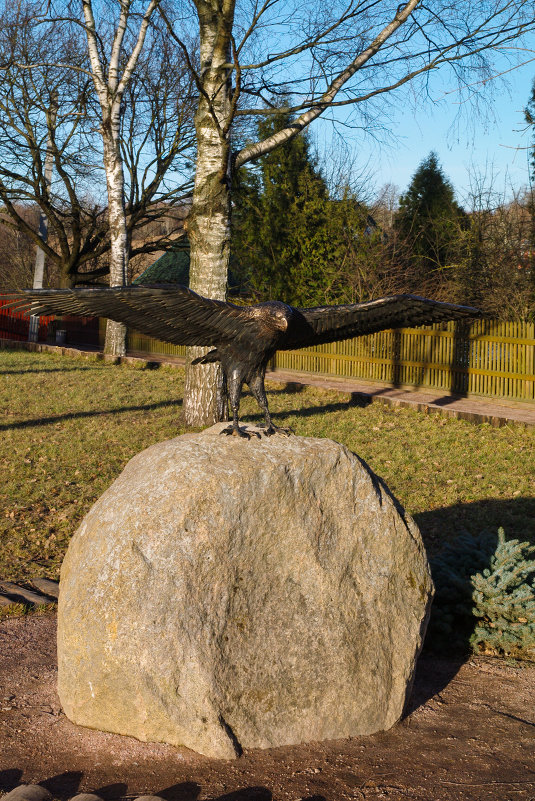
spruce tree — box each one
[232,109,330,304]
[395,152,467,292]
[470,528,535,659]
[232,110,377,305]
[427,528,535,659]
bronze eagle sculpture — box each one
[8,285,480,437]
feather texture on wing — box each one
[5,285,264,348]
[6,287,481,351]
[281,294,480,350]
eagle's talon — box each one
[262,424,293,437]
[220,425,250,439]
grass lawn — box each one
[1,347,534,584]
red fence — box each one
[0,295,100,347]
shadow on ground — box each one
[242,390,372,427]
[405,655,466,717]
[403,497,534,717]
[414,496,535,550]
[0,399,183,432]
[265,382,305,395]
[0,771,318,801]
[0,366,102,376]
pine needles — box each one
[471,529,535,659]
[428,528,535,660]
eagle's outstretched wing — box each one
[282,295,481,350]
[7,288,481,352]
[5,285,260,347]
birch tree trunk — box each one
[183,1,234,426]
[81,0,159,357]
[29,94,57,342]
[102,116,128,356]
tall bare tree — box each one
[120,28,196,255]
[0,3,108,287]
[157,0,535,425]
[459,174,535,320]
[0,1,195,296]
[79,0,165,354]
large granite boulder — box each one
[58,424,433,759]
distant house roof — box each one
[133,247,242,293]
[133,249,190,286]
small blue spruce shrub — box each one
[470,528,535,659]
[427,528,535,659]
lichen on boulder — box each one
[58,424,433,759]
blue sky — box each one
[374,60,535,203]
[318,55,535,205]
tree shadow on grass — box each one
[265,381,306,395]
[0,366,100,376]
[267,388,372,408]
[0,399,183,432]
[414,496,535,551]
[242,391,371,426]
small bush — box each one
[427,528,535,659]
[471,528,535,659]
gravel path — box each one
[1,613,534,801]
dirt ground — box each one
[0,613,534,801]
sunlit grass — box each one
[1,348,534,583]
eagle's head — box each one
[272,307,290,331]
[267,303,291,332]
[252,301,291,332]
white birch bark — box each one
[183,0,235,426]
[81,0,159,356]
[29,95,57,342]
[102,111,128,355]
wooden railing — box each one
[0,296,53,341]
[0,295,100,346]
[123,319,535,403]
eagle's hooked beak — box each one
[274,311,289,331]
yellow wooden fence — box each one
[110,319,535,403]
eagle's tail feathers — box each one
[192,349,220,365]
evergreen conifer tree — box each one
[232,109,330,303]
[232,110,377,305]
[427,528,535,659]
[471,528,535,659]
[395,152,467,292]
